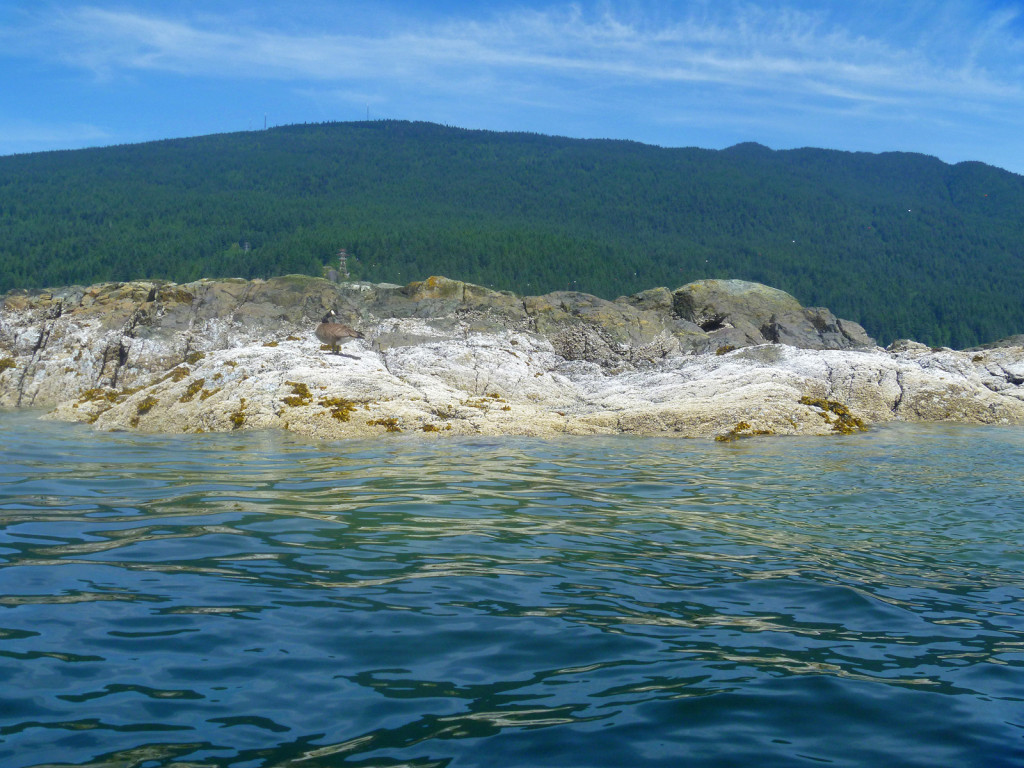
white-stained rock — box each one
[3,276,1023,439]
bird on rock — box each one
[315,310,364,356]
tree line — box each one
[1,120,1023,347]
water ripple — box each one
[0,412,1023,767]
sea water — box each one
[0,411,1022,767]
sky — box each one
[2,0,1023,174]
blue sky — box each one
[2,0,1023,174]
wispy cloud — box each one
[3,2,1022,168]
[24,2,1021,111]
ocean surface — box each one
[0,410,1022,768]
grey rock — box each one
[701,322,769,354]
[837,317,875,348]
[969,334,1024,351]
[762,308,876,350]
[887,339,931,353]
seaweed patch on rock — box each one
[319,396,358,422]
[282,381,313,407]
[800,396,866,434]
[179,379,206,403]
[368,417,402,432]
[136,395,159,415]
[229,398,247,429]
[715,420,775,442]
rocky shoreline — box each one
[2,274,1023,439]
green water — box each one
[0,412,1022,767]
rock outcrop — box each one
[1,274,1022,439]
[669,279,876,352]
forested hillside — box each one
[1,120,1022,347]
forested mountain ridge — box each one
[1,120,1022,347]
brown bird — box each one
[315,310,364,355]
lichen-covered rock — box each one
[673,279,803,333]
[617,286,675,315]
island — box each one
[1,274,1022,439]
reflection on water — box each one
[1,411,1023,767]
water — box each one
[0,411,1022,768]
